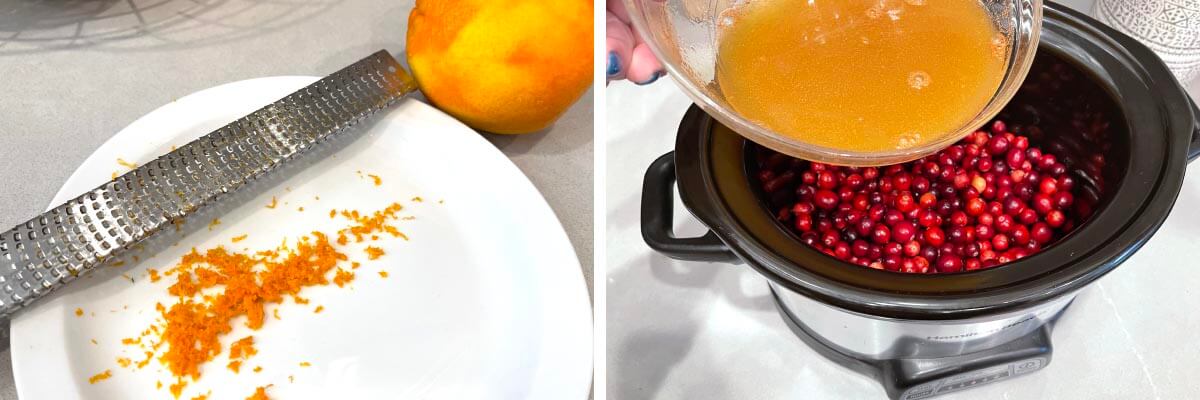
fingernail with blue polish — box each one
[607,52,621,77]
[637,71,664,85]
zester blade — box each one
[0,50,418,317]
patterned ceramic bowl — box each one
[1095,0,1200,83]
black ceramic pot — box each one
[640,1,1200,385]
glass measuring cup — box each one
[623,0,1042,166]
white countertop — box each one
[606,1,1200,398]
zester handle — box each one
[0,50,418,317]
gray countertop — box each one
[0,1,593,398]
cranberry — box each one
[800,171,816,185]
[913,256,930,273]
[893,221,917,243]
[1003,197,1024,215]
[978,158,994,172]
[993,160,1009,174]
[948,226,969,244]
[992,234,1010,251]
[995,214,1015,233]
[1039,178,1057,194]
[872,225,891,244]
[925,227,946,246]
[839,187,855,202]
[1032,194,1054,215]
[857,218,875,236]
[822,231,839,247]
[895,192,917,212]
[950,211,969,226]
[884,242,903,256]
[919,192,937,208]
[1013,136,1029,150]
[1059,176,1075,191]
[884,210,904,226]
[1046,210,1066,228]
[847,210,865,224]
[936,200,955,216]
[903,240,921,257]
[1012,225,1031,245]
[795,215,812,232]
[868,205,885,221]
[947,146,966,162]
[924,162,941,178]
[1050,164,1067,176]
[852,195,870,211]
[818,171,838,189]
[834,242,851,259]
[883,256,901,271]
[917,209,939,227]
[1054,191,1074,208]
[970,175,987,192]
[1018,208,1038,225]
[987,201,1004,216]
[1031,223,1053,244]
[894,173,913,191]
[965,198,986,216]
[975,224,994,240]
[937,255,964,273]
[921,246,939,261]
[815,190,839,210]
[845,173,864,188]
[977,213,994,226]
[991,120,1007,134]
[961,243,981,258]
[1007,148,1025,166]
[1016,182,1034,199]
[853,240,870,257]
[1038,154,1057,171]
[988,136,1009,154]
[913,176,931,193]
[1026,148,1043,163]
[953,173,970,190]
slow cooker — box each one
[639,3,1200,399]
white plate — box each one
[10,77,592,399]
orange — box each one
[407,0,593,134]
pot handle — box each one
[641,152,738,262]
[1188,94,1200,162]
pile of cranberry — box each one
[757,120,1096,274]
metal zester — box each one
[0,50,418,317]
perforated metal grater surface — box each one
[0,50,418,317]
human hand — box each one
[606,0,666,84]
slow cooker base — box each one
[771,288,1066,400]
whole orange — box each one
[406,0,593,134]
